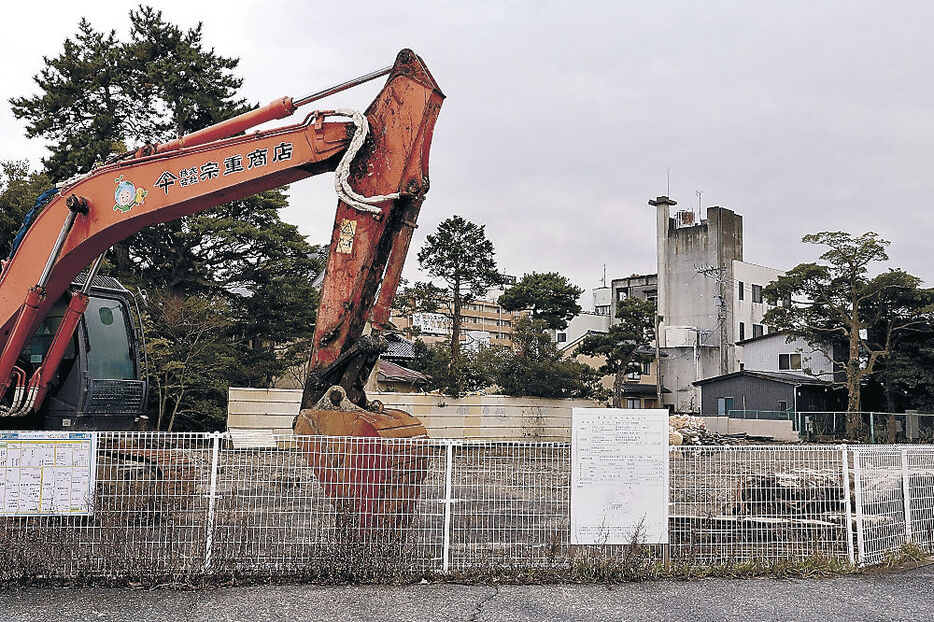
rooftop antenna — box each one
[601,264,607,287]
[695,189,703,218]
[666,167,671,196]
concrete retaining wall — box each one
[701,415,798,442]
[227,388,598,441]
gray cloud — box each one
[2,1,931,298]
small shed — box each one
[693,370,845,416]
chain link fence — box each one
[2,433,934,581]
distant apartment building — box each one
[391,284,522,350]
[609,273,658,320]
[592,284,612,317]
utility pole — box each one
[696,265,729,376]
[716,207,728,375]
[655,311,662,409]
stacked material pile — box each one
[668,415,747,446]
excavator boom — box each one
[0,49,442,409]
[0,49,444,529]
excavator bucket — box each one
[294,387,429,533]
[294,48,444,534]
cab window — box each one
[84,297,135,380]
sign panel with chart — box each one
[570,409,669,544]
[0,431,96,516]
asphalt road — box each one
[2,565,932,622]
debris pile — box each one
[668,415,747,446]
[737,469,843,516]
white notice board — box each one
[0,431,97,516]
[570,409,669,544]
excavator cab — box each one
[8,275,145,431]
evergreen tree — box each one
[0,161,52,259]
[491,317,600,399]
[576,297,656,407]
[9,20,137,180]
[417,215,501,387]
[763,232,932,438]
[498,272,583,330]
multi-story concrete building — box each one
[597,198,783,413]
[609,273,658,320]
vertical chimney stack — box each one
[649,195,676,347]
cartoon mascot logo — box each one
[113,175,148,213]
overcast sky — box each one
[2,1,932,304]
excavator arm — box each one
[0,49,444,431]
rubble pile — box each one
[737,469,843,515]
[668,415,747,446]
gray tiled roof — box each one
[384,333,416,360]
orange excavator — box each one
[0,49,443,524]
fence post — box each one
[441,440,455,574]
[869,413,876,444]
[841,445,854,565]
[203,431,222,572]
[853,449,865,565]
[901,448,913,543]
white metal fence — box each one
[851,445,934,565]
[1,433,933,581]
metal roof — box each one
[619,383,671,396]
[693,369,831,387]
[70,272,130,293]
[377,360,429,384]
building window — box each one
[751,284,763,303]
[753,324,764,338]
[717,397,735,416]
[617,289,627,302]
[626,369,641,381]
[739,322,745,341]
[738,281,744,300]
[557,332,567,343]
[642,361,651,375]
[778,400,788,412]
[779,353,802,370]
[626,398,641,409]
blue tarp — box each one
[7,187,59,261]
